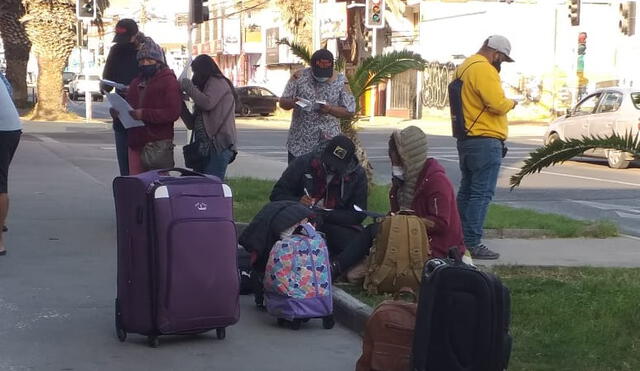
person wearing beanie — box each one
[112,39,180,174]
[270,135,369,279]
[279,49,356,163]
[387,126,466,259]
[180,54,238,180]
[102,18,156,176]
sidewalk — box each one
[478,236,640,268]
[235,115,548,138]
[0,135,361,370]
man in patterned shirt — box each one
[279,49,356,163]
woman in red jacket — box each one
[124,39,181,175]
[388,126,467,259]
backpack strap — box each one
[366,217,398,295]
[455,60,489,137]
[407,216,428,283]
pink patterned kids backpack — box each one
[263,223,335,330]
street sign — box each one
[365,0,385,29]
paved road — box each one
[65,101,640,236]
[0,127,361,370]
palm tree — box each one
[21,0,109,121]
[0,0,31,108]
[509,132,639,189]
[278,38,426,182]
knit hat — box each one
[311,49,334,79]
[113,18,138,44]
[136,39,164,64]
[391,126,428,210]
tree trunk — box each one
[23,0,77,121]
[31,56,69,120]
[0,0,32,108]
[4,42,30,108]
[342,119,375,190]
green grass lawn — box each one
[228,177,617,238]
[342,266,640,371]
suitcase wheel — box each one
[322,315,335,330]
[116,327,127,342]
[147,336,159,348]
[216,328,226,340]
[290,319,302,331]
[115,299,126,342]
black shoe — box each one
[2,226,6,232]
[469,244,500,260]
[330,261,342,281]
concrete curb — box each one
[332,287,372,336]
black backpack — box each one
[448,61,486,140]
[411,248,512,371]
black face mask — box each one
[140,64,157,78]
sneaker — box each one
[469,244,500,260]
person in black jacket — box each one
[102,19,148,176]
[270,135,369,278]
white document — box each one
[100,79,128,91]
[296,98,313,112]
[106,93,145,129]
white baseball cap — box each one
[486,35,514,62]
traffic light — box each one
[577,32,586,73]
[76,0,95,20]
[365,0,385,29]
[76,22,88,47]
[190,0,210,25]
[568,0,580,26]
[619,1,636,36]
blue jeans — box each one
[114,125,129,176]
[203,148,234,180]
[456,138,503,247]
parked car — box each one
[235,86,279,116]
[68,74,103,101]
[544,88,640,169]
[62,72,76,92]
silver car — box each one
[544,88,640,169]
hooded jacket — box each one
[126,67,181,149]
[270,140,368,226]
[239,200,314,271]
[392,158,466,258]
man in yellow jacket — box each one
[456,35,518,260]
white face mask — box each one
[313,74,330,83]
[392,165,405,180]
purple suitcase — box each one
[113,168,240,347]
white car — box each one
[544,88,640,169]
[68,74,103,101]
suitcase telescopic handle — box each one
[156,168,205,177]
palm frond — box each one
[510,131,640,189]
[349,50,426,99]
[335,56,346,73]
[277,38,312,65]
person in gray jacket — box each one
[180,55,238,179]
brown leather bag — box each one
[355,288,418,371]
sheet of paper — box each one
[100,79,128,91]
[106,93,145,129]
